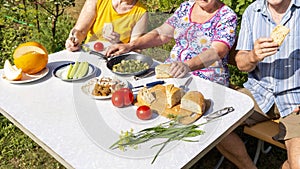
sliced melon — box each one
[4,60,22,81]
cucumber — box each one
[73,62,85,79]
[66,64,73,79]
[77,62,89,78]
[68,61,79,79]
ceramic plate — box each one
[81,76,128,99]
[2,67,49,84]
[53,62,96,81]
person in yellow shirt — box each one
[65,0,147,52]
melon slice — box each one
[3,60,22,81]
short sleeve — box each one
[165,2,191,28]
[213,7,237,49]
[236,8,253,51]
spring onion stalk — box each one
[109,120,205,164]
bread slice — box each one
[155,64,173,79]
[270,25,290,46]
[180,91,205,115]
[136,87,156,106]
[102,23,113,37]
[165,84,183,108]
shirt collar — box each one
[253,0,300,14]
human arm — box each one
[65,0,97,51]
[106,22,174,56]
[235,38,279,72]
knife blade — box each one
[132,80,165,89]
[204,107,235,121]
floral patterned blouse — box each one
[165,1,237,86]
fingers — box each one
[253,38,279,61]
[105,44,129,56]
[65,38,80,52]
[103,32,120,44]
[170,62,190,78]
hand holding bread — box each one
[155,62,191,79]
[270,25,290,46]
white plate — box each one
[53,62,96,82]
[81,76,128,99]
[2,67,49,84]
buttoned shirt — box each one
[236,0,300,117]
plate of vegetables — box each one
[106,53,153,76]
[53,61,96,81]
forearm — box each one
[185,48,220,71]
[236,50,260,72]
[129,23,173,50]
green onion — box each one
[109,119,206,164]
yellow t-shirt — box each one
[86,0,147,43]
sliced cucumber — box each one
[66,64,73,79]
[68,61,79,79]
[73,62,84,79]
[77,62,89,78]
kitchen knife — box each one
[132,80,165,89]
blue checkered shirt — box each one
[236,0,300,117]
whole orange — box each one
[13,42,48,75]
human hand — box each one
[105,43,132,57]
[103,32,121,44]
[169,62,191,78]
[65,29,85,52]
[253,38,279,62]
[293,106,300,113]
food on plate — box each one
[136,105,152,120]
[180,91,206,115]
[165,84,183,108]
[92,77,126,96]
[13,41,48,75]
[270,25,290,46]
[66,61,89,79]
[94,42,104,51]
[136,83,206,124]
[111,88,134,108]
[102,23,113,37]
[112,59,149,74]
[155,64,173,79]
[3,60,22,81]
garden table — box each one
[0,48,254,169]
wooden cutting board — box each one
[135,86,210,124]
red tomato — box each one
[111,88,134,108]
[136,105,152,120]
[111,91,124,108]
[119,88,134,106]
[94,42,104,51]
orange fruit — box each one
[4,60,22,81]
[13,42,48,75]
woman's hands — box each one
[103,32,121,44]
[65,29,86,52]
[170,62,191,78]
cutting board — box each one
[135,85,210,124]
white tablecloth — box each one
[0,50,254,169]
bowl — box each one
[106,53,153,76]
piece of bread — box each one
[180,91,205,115]
[165,84,183,108]
[102,23,113,37]
[155,64,173,79]
[137,87,156,106]
[270,25,290,46]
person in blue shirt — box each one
[217,0,300,169]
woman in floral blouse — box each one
[107,0,237,86]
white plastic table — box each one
[0,49,254,169]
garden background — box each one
[0,0,286,168]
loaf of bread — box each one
[270,25,290,46]
[102,23,113,38]
[180,91,205,115]
[165,84,183,108]
[155,64,173,79]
